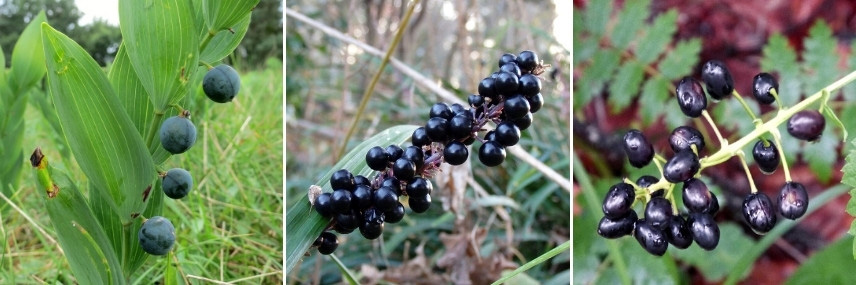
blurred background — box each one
[286,0,570,283]
[574,1,856,284]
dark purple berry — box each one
[668,126,705,154]
[504,94,531,119]
[676,77,707,118]
[354,175,370,186]
[510,112,533,130]
[518,74,541,96]
[742,192,777,234]
[634,219,668,256]
[753,140,780,174]
[385,202,406,223]
[316,231,338,255]
[425,117,449,142]
[706,192,720,215]
[498,53,517,68]
[329,169,355,191]
[468,94,485,108]
[645,197,673,230]
[381,177,402,195]
[405,177,432,197]
[444,141,469,165]
[688,212,719,250]
[666,215,693,249]
[385,145,404,162]
[365,146,388,171]
[393,158,416,181]
[682,178,712,213]
[448,114,474,139]
[409,193,432,213]
[334,212,359,234]
[752,72,778,104]
[500,62,522,77]
[597,211,637,239]
[412,127,431,147]
[663,150,700,183]
[778,182,809,220]
[787,110,825,141]
[373,186,399,212]
[478,77,498,99]
[331,189,353,214]
[478,141,506,167]
[636,175,659,189]
[601,182,635,219]
[494,122,521,147]
[527,93,544,113]
[517,50,539,72]
[352,185,373,210]
[359,207,385,239]
[429,102,453,119]
[701,60,734,100]
[314,192,334,218]
[623,129,654,168]
[403,146,425,171]
[494,71,519,95]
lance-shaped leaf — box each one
[200,14,252,64]
[30,148,125,284]
[41,23,157,224]
[119,0,199,109]
[202,0,259,32]
[285,125,418,274]
[8,10,47,94]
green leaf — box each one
[609,0,649,50]
[202,0,259,31]
[119,0,199,109]
[41,23,157,224]
[572,8,597,65]
[760,34,801,106]
[804,131,838,183]
[786,238,856,284]
[32,150,125,284]
[285,125,419,274]
[575,49,622,108]
[636,9,677,64]
[802,20,839,96]
[659,39,701,80]
[671,223,755,282]
[609,61,645,112]
[843,139,856,187]
[200,14,251,64]
[583,0,611,38]
[8,10,47,94]
[639,76,670,125]
[491,241,569,285]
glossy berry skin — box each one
[444,141,469,165]
[425,117,449,142]
[623,129,654,168]
[316,231,338,255]
[597,211,637,239]
[478,141,506,167]
[517,50,539,72]
[753,73,778,104]
[381,177,403,195]
[330,169,355,191]
[498,53,517,68]
[701,60,734,100]
[688,212,719,250]
[159,116,197,154]
[385,145,404,162]
[409,193,432,213]
[138,216,176,256]
[403,146,425,171]
[314,193,335,218]
[385,202,406,223]
[500,62,522,77]
[354,175,370,186]
[511,112,533,130]
[478,77,498,99]
[411,127,431,147]
[162,168,193,199]
[634,219,668,256]
[429,102,453,119]
[494,71,519,95]
[527,93,544,113]
[601,183,635,219]
[787,110,825,141]
[666,215,693,249]
[518,74,541,96]
[393,158,416,181]
[676,77,707,118]
[352,185,373,210]
[448,114,474,139]
[682,178,712,213]
[405,177,432,197]
[334,212,358,234]
[645,197,673,230]
[365,146,388,171]
[503,94,531,119]
[636,175,659,189]
[373,186,399,212]
[331,189,353,214]
[468,94,485,108]
[706,193,720,215]
[202,65,240,103]
[663,150,700,183]
[742,192,777,234]
[494,122,521,147]
[359,207,385,240]
[753,140,780,174]
[669,126,705,154]
[778,182,809,219]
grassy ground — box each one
[0,58,283,283]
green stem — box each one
[732,90,758,121]
[145,112,165,151]
[701,110,728,148]
[335,0,420,159]
[770,128,792,182]
[701,69,856,169]
[736,151,758,194]
[770,88,784,110]
[491,240,570,285]
[198,30,217,53]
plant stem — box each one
[199,30,217,53]
[701,110,727,148]
[701,69,856,169]
[145,112,165,151]
[731,90,758,121]
[335,0,420,159]
[770,128,792,182]
[736,151,759,194]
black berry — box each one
[359,207,385,240]
[527,93,544,113]
[752,140,780,174]
[668,126,705,154]
[448,113,474,139]
[623,129,654,168]
[518,74,541,96]
[634,219,668,256]
[334,211,359,234]
[425,117,449,142]
[468,94,485,108]
[478,77,498,99]
[500,62,522,77]
[314,192,334,218]
[412,127,431,147]
[159,115,197,154]
[504,94,531,120]
[665,215,693,249]
[478,141,506,167]
[444,141,469,165]
[138,216,176,256]
[330,169,355,191]
[352,185,373,210]
[663,150,700,183]
[636,175,659,189]
[597,211,637,239]
[385,145,404,162]
[688,212,719,250]
[682,178,712,213]
[701,60,734,100]
[385,202,406,223]
[316,231,338,255]
[365,146,388,171]
[517,50,539,72]
[494,122,521,147]
[742,192,777,234]
[645,197,673,230]
[409,193,432,213]
[405,177,433,197]
[498,53,517,68]
[429,102,453,119]
[676,77,707,118]
[752,72,778,104]
[403,146,425,171]
[162,168,193,199]
[787,110,825,141]
[601,182,635,219]
[331,189,353,214]
[494,71,519,95]
[373,186,399,212]
[778,182,809,220]
[392,158,416,181]
[510,112,533,130]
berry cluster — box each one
[597,60,817,256]
[311,51,545,255]
[138,65,241,256]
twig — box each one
[285,7,572,193]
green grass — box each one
[0,58,283,283]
